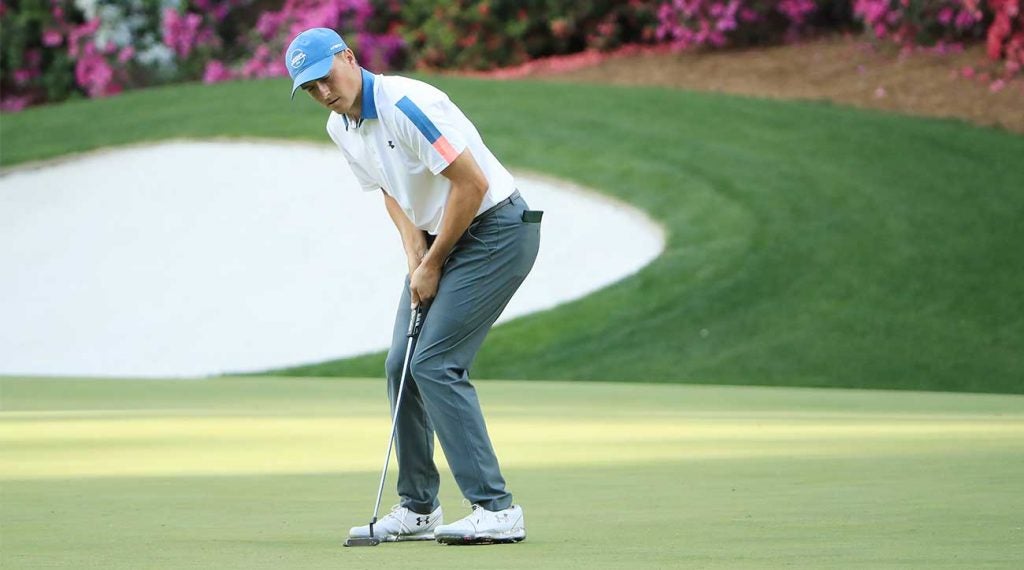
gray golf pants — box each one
[385,192,540,514]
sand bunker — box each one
[0,141,664,377]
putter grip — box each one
[407,306,424,338]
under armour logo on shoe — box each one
[495,513,510,523]
[416,516,430,526]
[387,140,395,149]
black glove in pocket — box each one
[521,210,544,223]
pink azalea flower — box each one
[42,29,63,47]
[13,69,33,85]
[0,95,33,113]
[203,60,234,84]
[68,19,101,58]
[75,43,120,98]
[162,8,203,58]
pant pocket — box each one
[462,217,498,257]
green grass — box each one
[2,376,1023,568]
[2,78,1022,392]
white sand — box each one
[0,141,664,377]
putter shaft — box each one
[363,305,423,541]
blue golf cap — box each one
[285,28,348,99]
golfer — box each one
[285,28,540,545]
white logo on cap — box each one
[290,50,307,69]
[331,42,345,50]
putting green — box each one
[2,377,1022,568]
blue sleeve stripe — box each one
[396,96,442,144]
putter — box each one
[344,304,424,547]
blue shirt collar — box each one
[360,68,378,120]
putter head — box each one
[344,518,381,547]
[344,536,381,547]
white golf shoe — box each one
[348,504,443,542]
[434,504,526,545]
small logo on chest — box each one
[387,140,395,149]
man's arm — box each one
[382,191,428,280]
[409,148,489,306]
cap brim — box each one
[290,56,334,99]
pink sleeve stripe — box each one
[432,136,460,164]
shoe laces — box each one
[466,502,514,525]
[462,499,480,514]
[467,502,487,523]
[380,504,408,522]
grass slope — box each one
[2,78,1022,392]
[2,376,1023,569]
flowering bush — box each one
[239,0,404,79]
[397,0,659,70]
[655,0,822,50]
[853,0,985,46]
[654,1,1018,79]
[854,0,1022,79]
[1,0,1021,113]
[983,0,1024,75]
[0,0,404,112]
[1,1,243,111]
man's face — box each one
[301,50,361,113]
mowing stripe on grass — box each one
[2,377,1022,568]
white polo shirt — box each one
[326,69,516,235]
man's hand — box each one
[382,149,489,307]
[406,250,425,281]
[409,258,442,306]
